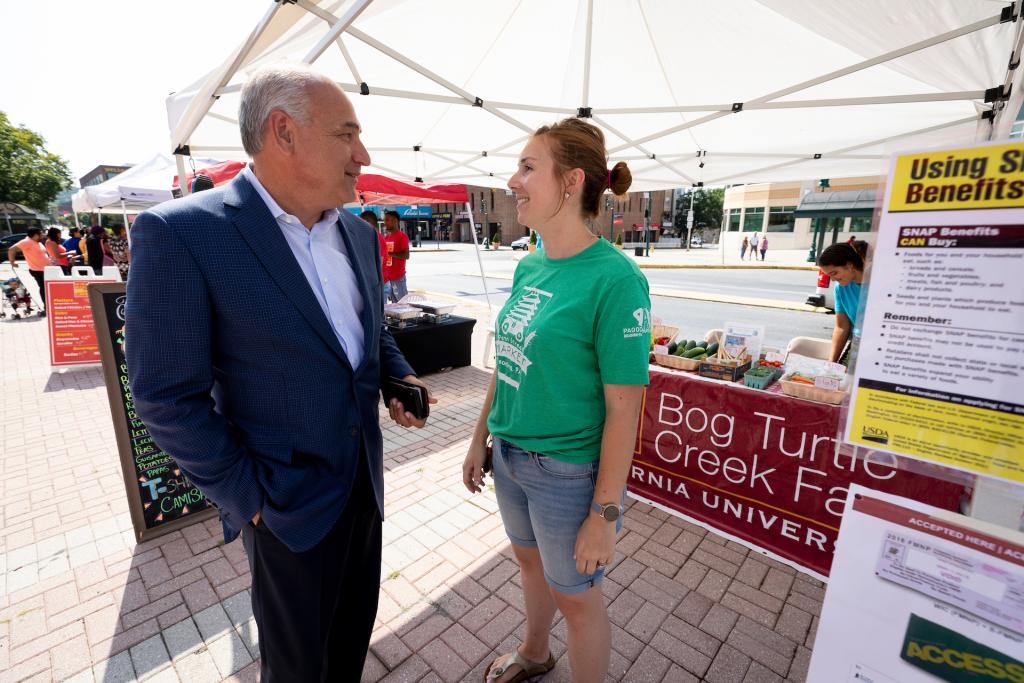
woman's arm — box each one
[830,313,852,363]
[463,372,497,492]
[574,383,645,574]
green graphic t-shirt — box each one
[487,238,651,463]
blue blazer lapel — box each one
[336,213,376,369]
[224,175,353,371]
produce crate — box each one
[698,354,751,381]
[653,353,702,371]
[651,324,679,345]
[743,369,776,389]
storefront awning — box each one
[794,188,878,219]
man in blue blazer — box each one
[126,64,432,681]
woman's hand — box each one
[574,512,616,575]
[462,440,488,493]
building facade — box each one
[79,164,132,188]
[721,176,881,254]
[426,185,670,246]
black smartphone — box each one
[381,377,430,420]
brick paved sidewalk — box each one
[0,300,822,682]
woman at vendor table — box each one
[463,118,649,683]
[819,241,868,365]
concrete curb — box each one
[636,263,818,271]
[459,273,830,314]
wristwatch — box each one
[591,501,623,522]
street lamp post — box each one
[605,195,614,242]
[806,179,830,262]
[685,189,695,252]
[643,191,651,257]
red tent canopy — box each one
[356,174,468,205]
[174,160,246,189]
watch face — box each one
[602,505,620,522]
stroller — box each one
[1,276,40,319]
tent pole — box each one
[465,202,492,314]
[72,210,80,230]
[120,199,129,231]
[175,155,191,196]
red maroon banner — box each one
[47,279,114,366]
[630,370,965,578]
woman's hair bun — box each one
[608,161,632,197]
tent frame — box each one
[171,0,1022,190]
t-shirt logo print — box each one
[496,286,553,390]
[624,307,651,339]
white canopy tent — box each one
[166,0,1024,192]
[71,153,221,216]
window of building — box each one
[743,207,765,232]
[850,216,873,232]
[767,206,796,232]
[728,208,741,231]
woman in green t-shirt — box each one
[464,118,651,683]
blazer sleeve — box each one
[125,210,264,525]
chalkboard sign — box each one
[89,283,216,542]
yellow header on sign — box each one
[889,141,1024,212]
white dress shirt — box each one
[242,165,365,368]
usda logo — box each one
[862,425,889,445]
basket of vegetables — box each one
[653,338,718,371]
[743,365,777,390]
[778,372,846,404]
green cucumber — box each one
[685,340,697,351]
[683,346,706,358]
[706,341,719,355]
[667,342,678,355]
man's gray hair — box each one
[238,64,336,156]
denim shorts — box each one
[492,437,623,595]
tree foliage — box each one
[0,111,72,211]
[674,187,725,233]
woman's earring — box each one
[564,192,570,199]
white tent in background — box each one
[165,0,1024,191]
[71,153,220,215]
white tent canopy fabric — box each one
[71,153,221,214]
[167,0,1024,190]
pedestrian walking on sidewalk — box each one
[361,209,390,306]
[45,227,72,275]
[749,233,760,260]
[6,226,49,314]
[759,234,768,261]
[126,63,433,683]
[108,224,130,281]
[464,117,649,683]
[383,209,410,302]
[740,234,749,260]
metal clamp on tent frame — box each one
[359,82,370,95]
[984,84,1012,102]
[1000,3,1018,23]
[577,107,592,118]
[732,102,743,113]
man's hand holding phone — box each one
[384,375,436,428]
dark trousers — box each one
[28,270,45,310]
[242,459,382,682]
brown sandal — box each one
[484,649,556,682]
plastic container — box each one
[743,369,776,389]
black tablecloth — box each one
[387,315,476,375]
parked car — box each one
[0,233,28,260]
[806,269,835,310]
[510,236,530,250]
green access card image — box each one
[900,613,1024,682]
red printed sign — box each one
[630,371,965,577]
[46,279,114,366]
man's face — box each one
[30,233,42,242]
[385,215,399,233]
[293,82,371,207]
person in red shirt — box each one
[383,210,410,302]
[7,227,51,315]
[360,209,389,306]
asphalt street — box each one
[407,247,834,348]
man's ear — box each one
[267,110,296,154]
